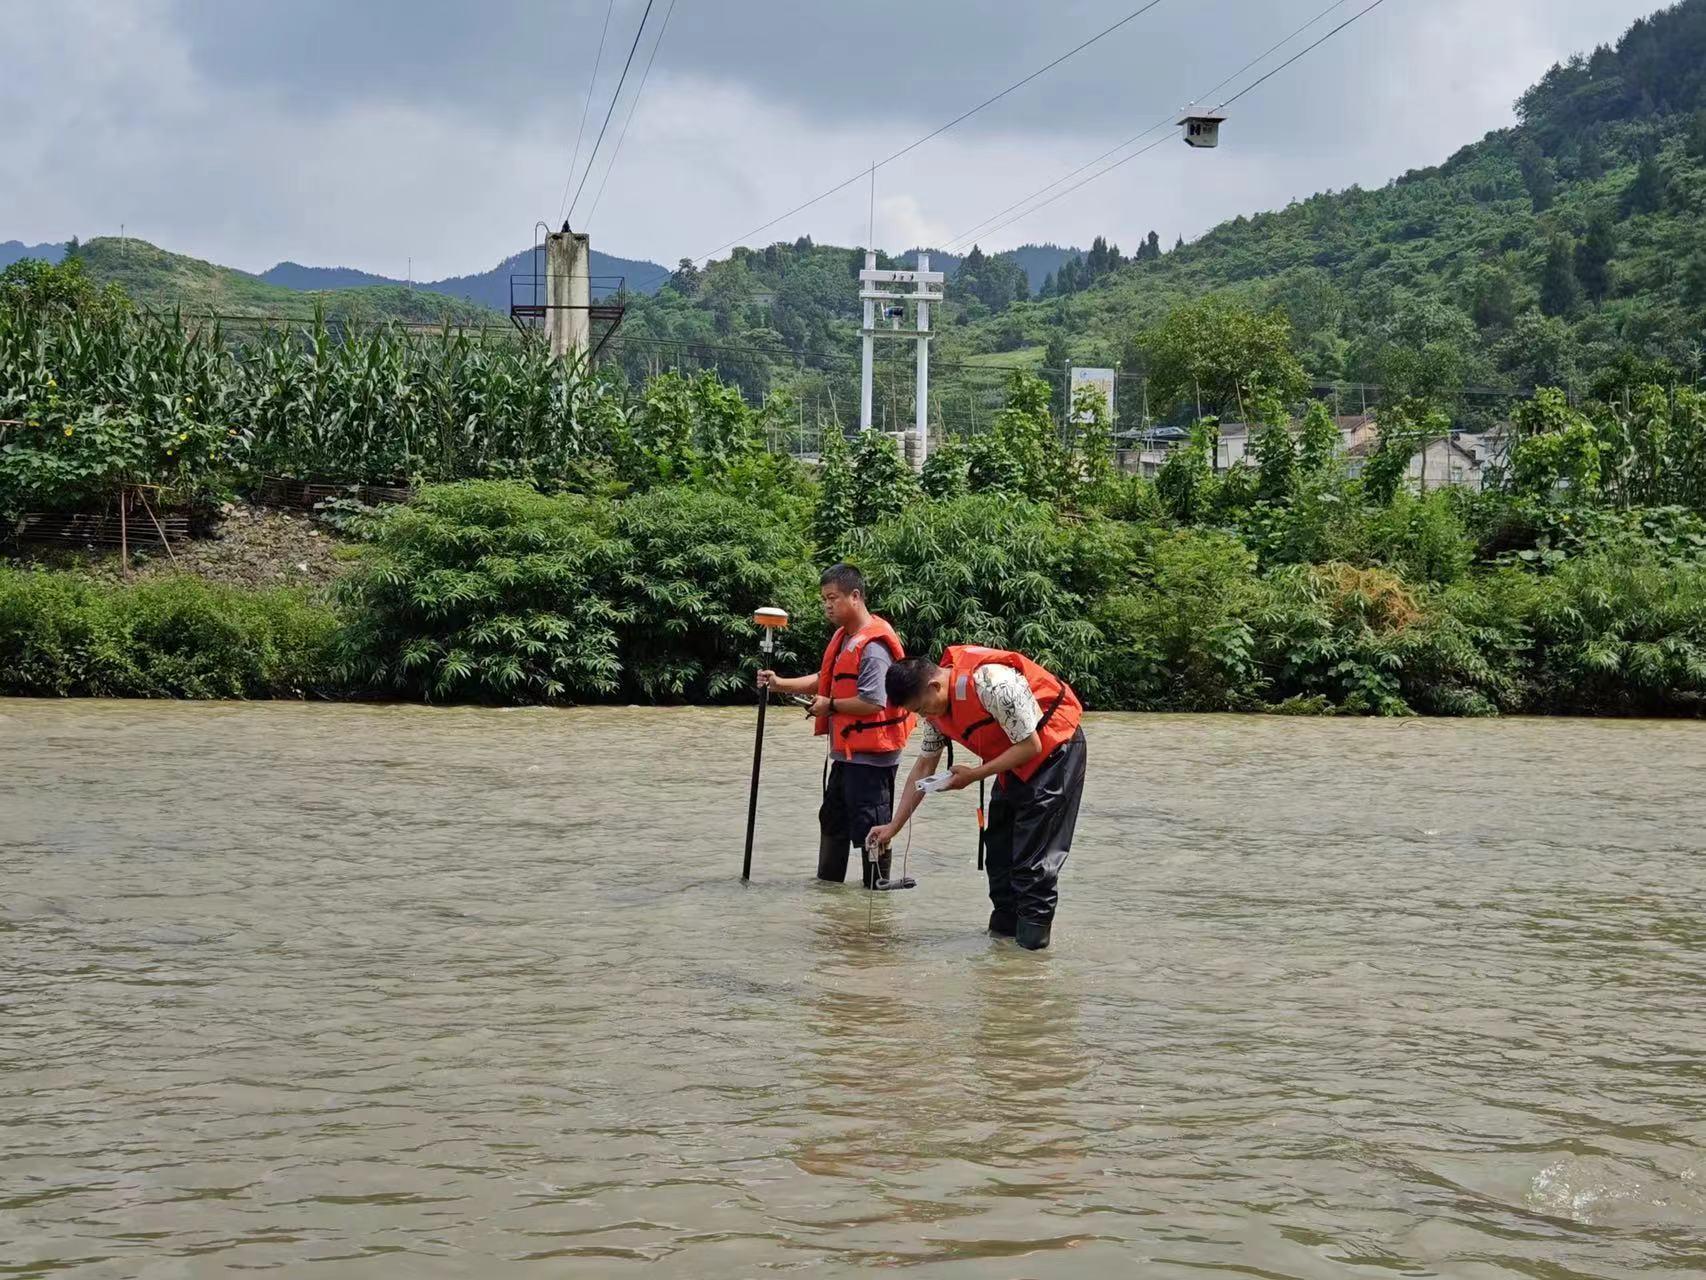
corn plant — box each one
[0,300,232,513]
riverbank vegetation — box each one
[3,265,1704,714]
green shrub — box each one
[1357,490,1474,586]
[920,439,971,500]
[335,481,629,703]
[1523,551,1706,714]
[613,485,819,700]
[848,494,1133,690]
[850,430,919,526]
[1092,528,1262,710]
[0,569,337,698]
[1254,563,1435,716]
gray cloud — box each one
[4,0,1666,281]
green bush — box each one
[335,481,629,703]
[847,494,1132,689]
[1092,528,1262,710]
[0,568,337,698]
[613,485,819,700]
[1523,551,1706,714]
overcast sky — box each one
[1,0,1663,279]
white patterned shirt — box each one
[918,664,1042,758]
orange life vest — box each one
[814,616,916,759]
[932,645,1083,783]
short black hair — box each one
[885,656,940,708]
[819,563,865,597]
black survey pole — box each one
[742,608,789,882]
[741,691,768,881]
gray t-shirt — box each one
[842,633,902,769]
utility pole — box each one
[546,225,591,359]
[858,251,944,468]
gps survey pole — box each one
[742,607,790,882]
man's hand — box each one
[866,822,897,848]
[757,669,776,689]
[945,764,981,792]
[806,694,833,719]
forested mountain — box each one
[12,0,1701,422]
[616,1,1706,426]
[0,241,65,271]
[259,245,669,305]
[960,0,1706,410]
[71,237,502,325]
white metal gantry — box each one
[859,251,945,468]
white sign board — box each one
[1070,367,1116,423]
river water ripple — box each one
[2,702,1704,1277]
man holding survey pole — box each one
[869,647,1087,951]
[757,564,915,888]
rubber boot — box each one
[1015,918,1052,951]
[988,908,1017,937]
[817,834,851,883]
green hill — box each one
[612,0,1706,428]
[960,0,1706,404]
[75,237,504,327]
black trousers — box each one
[984,728,1087,928]
[818,760,897,887]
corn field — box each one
[0,300,638,514]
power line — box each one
[630,0,1173,290]
[945,0,1351,252]
[954,0,1393,248]
[566,0,658,226]
[1215,0,1389,112]
[558,0,618,226]
[585,0,679,227]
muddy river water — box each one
[3,702,1704,1277]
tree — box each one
[1625,154,1667,216]
[1156,420,1216,523]
[1684,249,1706,311]
[1468,264,1519,330]
[1539,236,1581,317]
[920,439,970,499]
[1509,388,1603,499]
[1253,421,1296,503]
[1297,401,1340,475]
[1689,109,1706,162]
[1174,235,1184,253]
[1073,383,1116,498]
[1576,135,1606,181]
[812,427,856,554]
[669,258,702,296]
[1043,330,1071,419]
[0,255,129,318]
[1363,407,1422,506]
[1575,212,1616,305]
[1145,230,1162,260]
[1141,298,1308,420]
[1360,295,1482,412]
[1497,312,1579,389]
[987,370,1065,501]
[850,430,919,526]
[957,244,1028,313]
[1518,145,1556,213]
